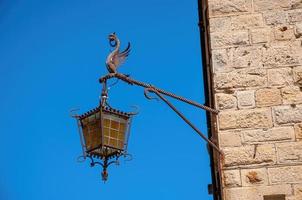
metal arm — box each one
[99,73,222,154]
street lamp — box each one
[72,33,222,182]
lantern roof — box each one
[78,105,132,120]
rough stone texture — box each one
[293,66,302,86]
[207,0,302,199]
[295,22,302,38]
[274,26,295,41]
[224,185,292,200]
[294,123,302,140]
[274,105,302,125]
[293,184,302,198]
[288,9,302,22]
[263,10,288,25]
[216,93,237,110]
[251,28,271,44]
[276,142,302,164]
[241,168,268,186]
[237,90,255,109]
[223,144,276,167]
[242,127,295,143]
[211,31,249,48]
[215,68,267,89]
[268,68,293,87]
[223,170,242,187]
[232,46,263,68]
[212,49,232,72]
[219,108,273,130]
[219,130,242,147]
[253,0,290,11]
[281,86,302,104]
[268,166,302,184]
[256,88,282,107]
[209,0,252,16]
[230,14,264,30]
[263,46,299,67]
[209,17,232,33]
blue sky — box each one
[0,0,212,199]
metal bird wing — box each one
[113,42,131,68]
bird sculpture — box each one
[105,33,131,73]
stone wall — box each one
[207,0,302,199]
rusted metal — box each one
[98,70,221,153]
[99,73,220,114]
[106,33,131,73]
[144,87,222,154]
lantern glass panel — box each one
[101,112,128,151]
[79,107,132,158]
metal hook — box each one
[129,105,140,115]
[144,87,159,101]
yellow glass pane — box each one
[118,133,124,141]
[109,138,117,147]
[103,127,110,137]
[110,130,118,139]
[103,119,110,127]
[103,136,109,145]
[119,123,126,132]
[111,120,119,130]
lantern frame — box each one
[77,105,133,160]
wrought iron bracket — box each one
[99,73,223,155]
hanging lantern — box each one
[78,106,133,159]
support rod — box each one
[145,87,222,154]
[100,73,220,114]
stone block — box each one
[263,46,299,67]
[230,14,264,30]
[216,93,237,110]
[274,26,295,41]
[219,108,272,130]
[232,46,263,68]
[211,31,249,48]
[256,88,282,107]
[212,49,233,72]
[294,123,302,139]
[254,0,290,11]
[223,144,276,167]
[242,127,295,143]
[224,184,292,200]
[268,166,302,184]
[215,68,267,89]
[293,184,302,197]
[289,9,302,22]
[268,68,293,87]
[281,86,302,104]
[276,142,302,164]
[209,0,252,16]
[251,28,271,44]
[241,168,268,186]
[209,17,231,33]
[219,130,242,147]
[291,0,302,9]
[237,90,255,109]
[223,170,241,187]
[263,10,288,25]
[274,105,302,125]
[295,22,302,38]
[293,66,302,86]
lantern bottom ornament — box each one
[73,105,135,181]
